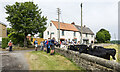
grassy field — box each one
[25,51,85,71]
[104,44,119,62]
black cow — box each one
[78,45,116,60]
[55,44,61,48]
[87,47,111,60]
[93,46,116,60]
[68,44,88,52]
[68,45,76,51]
[68,45,116,60]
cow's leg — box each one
[107,56,110,60]
[112,55,116,60]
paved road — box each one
[0,49,34,72]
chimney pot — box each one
[84,25,86,27]
[71,22,75,25]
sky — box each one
[0,0,119,40]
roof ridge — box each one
[75,25,89,28]
[51,20,72,25]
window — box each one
[50,23,52,26]
[74,32,76,36]
[86,33,87,37]
[47,31,49,35]
[91,35,93,38]
[62,30,64,36]
[51,32,54,34]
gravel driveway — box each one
[0,49,34,72]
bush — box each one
[2,38,9,49]
[105,41,110,43]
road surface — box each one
[0,49,34,72]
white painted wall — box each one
[60,30,80,42]
[44,22,58,40]
[82,33,94,44]
[0,37,2,42]
[76,32,81,42]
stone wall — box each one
[55,47,120,72]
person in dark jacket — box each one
[50,37,55,55]
[44,39,47,52]
[47,38,51,53]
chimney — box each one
[71,22,75,25]
[84,25,86,27]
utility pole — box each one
[80,3,83,44]
[114,33,116,44]
[57,8,61,44]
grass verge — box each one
[25,51,85,71]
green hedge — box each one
[2,38,9,49]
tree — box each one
[38,32,43,38]
[7,28,14,35]
[7,28,24,46]
[5,2,47,47]
[8,32,24,46]
[96,28,111,43]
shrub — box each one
[2,38,9,49]
[105,41,110,43]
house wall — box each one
[60,30,80,42]
[82,33,94,44]
[44,22,58,40]
[0,24,7,42]
[2,25,7,37]
[0,24,2,37]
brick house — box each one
[0,22,7,44]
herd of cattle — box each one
[68,44,116,60]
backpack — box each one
[34,41,35,45]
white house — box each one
[44,20,94,44]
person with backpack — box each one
[47,38,51,53]
[34,40,38,51]
[40,41,44,51]
[50,37,55,55]
[8,40,12,52]
[44,39,47,52]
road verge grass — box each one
[25,51,85,71]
